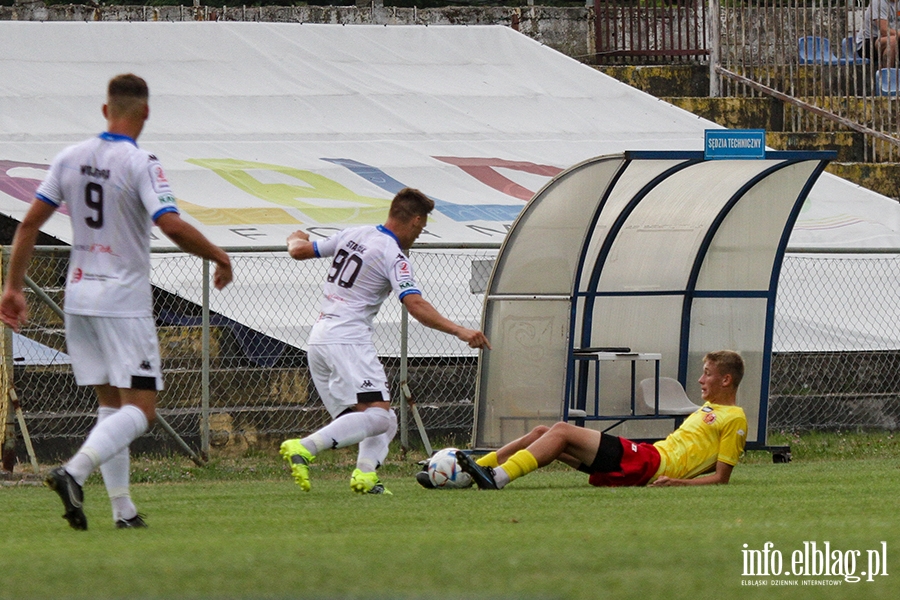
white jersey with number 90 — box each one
[308,224,422,345]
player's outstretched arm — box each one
[0,199,57,331]
[155,212,233,290]
[402,293,491,350]
[650,461,734,487]
[286,230,316,260]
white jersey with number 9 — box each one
[35,132,179,317]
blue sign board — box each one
[704,129,766,160]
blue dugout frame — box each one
[563,150,834,451]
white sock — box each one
[492,466,511,489]
[97,407,137,522]
[65,405,149,486]
[111,496,138,522]
[303,407,394,455]
[357,409,397,472]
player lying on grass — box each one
[456,350,747,489]
[279,188,490,495]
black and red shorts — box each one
[585,434,661,487]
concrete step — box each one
[598,64,882,99]
[161,366,312,409]
[825,162,900,202]
[766,131,864,162]
[664,96,784,131]
[598,64,710,97]
[663,95,900,135]
[600,65,900,145]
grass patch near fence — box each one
[2,431,898,600]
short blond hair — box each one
[703,350,744,388]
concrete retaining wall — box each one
[0,2,595,60]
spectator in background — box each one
[857,0,900,67]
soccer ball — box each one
[427,447,473,489]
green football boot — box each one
[280,439,315,492]
[350,468,392,495]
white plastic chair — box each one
[636,377,701,416]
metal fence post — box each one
[201,259,210,459]
[708,0,720,98]
[399,304,409,449]
[0,247,9,466]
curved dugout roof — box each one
[474,150,832,449]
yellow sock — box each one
[502,449,539,483]
[476,451,499,469]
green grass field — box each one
[2,432,899,600]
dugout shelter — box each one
[474,149,834,450]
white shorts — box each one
[307,343,390,419]
[65,314,164,391]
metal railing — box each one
[715,1,900,162]
[594,0,709,63]
[593,2,900,162]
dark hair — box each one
[389,188,434,222]
[703,350,744,388]
[108,73,149,101]
[107,74,149,119]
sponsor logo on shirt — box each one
[74,243,118,256]
[361,379,375,389]
[395,260,412,281]
[149,163,171,194]
[158,193,177,205]
[70,271,117,284]
[399,281,416,290]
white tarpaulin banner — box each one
[1,22,898,353]
[2,21,900,249]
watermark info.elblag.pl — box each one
[741,541,888,586]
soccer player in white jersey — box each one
[0,74,233,530]
[279,188,490,494]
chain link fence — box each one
[3,247,899,462]
[2,245,496,460]
[769,252,900,432]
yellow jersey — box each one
[653,402,747,480]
